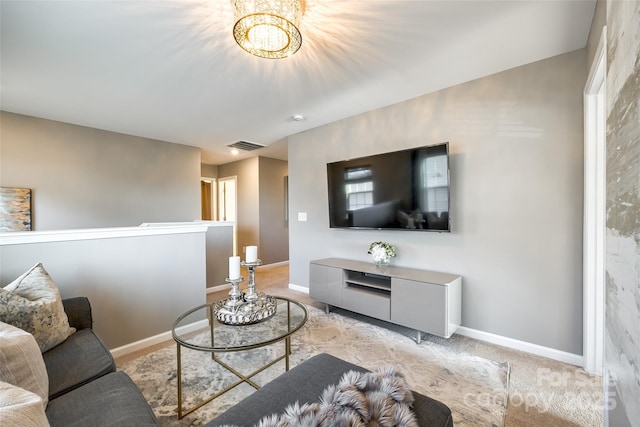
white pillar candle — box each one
[246,246,258,263]
[229,256,241,280]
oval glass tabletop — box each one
[172,296,308,352]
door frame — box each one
[583,26,606,376]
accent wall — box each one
[288,49,586,355]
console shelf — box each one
[345,271,391,292]
[309,258,462,340]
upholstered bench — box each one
[206,353,453,427]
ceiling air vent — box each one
[228,140,265,151]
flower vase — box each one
[372,255,391,267]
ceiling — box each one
[1,0,596,165]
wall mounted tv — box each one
[327,142,450,232]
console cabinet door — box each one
[391,278,446,337]
[309,263,343,306]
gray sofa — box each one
[206,353,454,427]
[44,297,159,427]
[47,298,452,426]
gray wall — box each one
[219,157,260,257]
[201,164,219,178]
[289,49,586,355]
[586,0,606,67]
[140,222,234,288]
[204,224,234,287]
[604,0,640,424]
[258,157,289,265]
[0,230,206,349]
[218,156,289,265]
[0,112,201,230]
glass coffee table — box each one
[172,297,307,419]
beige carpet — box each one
[201,265,605,426]
[119,305,510,426]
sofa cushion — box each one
[0,263,75,352]
[0,321,49,408]
[0,381,50,427]
[61,297,93,331]
[43,329,116,400]
[45,371,159,427]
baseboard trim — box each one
[206,262,290,294]
[110,319,208,358]
[455,326,583,366]
[205,262,290,294]
[111,285,582,367]
[293,276,581,366]
[288,283,309,294]
[261,261,289,269]
[206,284,230,294]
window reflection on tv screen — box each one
[326,142,450,232]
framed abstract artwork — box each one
[0,187,32,231]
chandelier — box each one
[232,0,305,59]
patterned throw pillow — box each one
[0,263,76,352]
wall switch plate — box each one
[298,212,307,221]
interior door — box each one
[200,178,215,220]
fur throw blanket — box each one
[223,366,419,427]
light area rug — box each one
[119,306,510,427]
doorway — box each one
[218,176,238,256]
[201,178,216,220]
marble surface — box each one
[605,0,640,423]
[120,306,510,427]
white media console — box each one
[309,258,462,342]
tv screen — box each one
[327,142,450,232]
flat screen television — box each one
[327,142,450,232]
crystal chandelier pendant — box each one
[232,0,304,59]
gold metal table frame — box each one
[171,297,308,419]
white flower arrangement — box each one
[367,241,396,266]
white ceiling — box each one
[1,0,596,165]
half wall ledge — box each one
[0,223,209,245]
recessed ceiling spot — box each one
[292,114,305,121]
